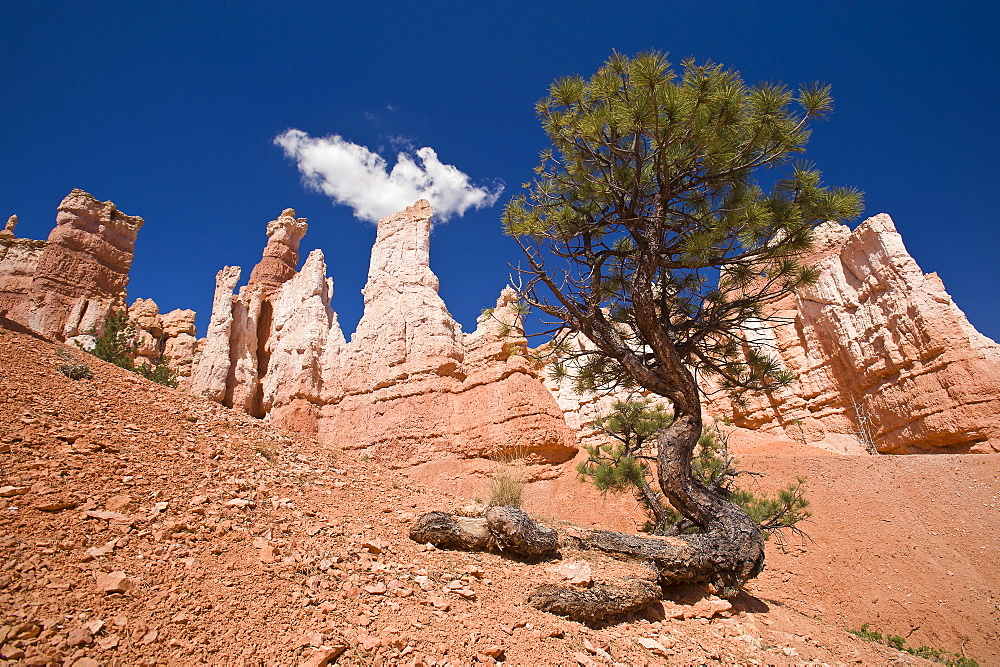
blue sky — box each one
[3,1,998,341]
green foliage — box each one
[503,50,863,402]
[87,310,137,368]
[577,398,672,494]
[579,400,811,537]
[849,624,978,666]
[135,359,179,388]
[81,310,179,388]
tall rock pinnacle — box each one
[247,209,308,290]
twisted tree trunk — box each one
[570,411,764,597]
[572,351,765,596]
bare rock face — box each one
[0,227,46,319]
[193,200,577,465]
[190,266,243,402]
[310,201,576,464]
[258,248,343,416]
[706,214,1000,453]
[128,298,199,389]
[3,189,143,342]
[247,209,308,289]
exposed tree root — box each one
[408,506,559,558]
[526,579,661,623]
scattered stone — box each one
[95,571,135,594]
[1,645,25,660]
[35,498,79,511]
[552,560,593,586]
[480,645,505,660]
[67,626,94,646]
[104,494,136,512]
[0,485,29,497]
[636,637,670,656]
[300,644,347,667]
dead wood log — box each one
[526,579,662,623]
[567,522,762,598]
[409,507,559,558]
[408,512,490,551]
[485,506,559,557]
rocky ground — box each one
[1,322,996,665]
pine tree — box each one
[82,310,179,388]
[579,400,810,538]
[504,51,861,595]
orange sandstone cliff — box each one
[704,214,1000,454]
[189,200,578,465]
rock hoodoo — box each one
[128,297,199,389]
[190,209,340,418]
[704,214,1000,453]
[5,191,995,458]
[190,200,578,465]
[1,214,18,238]
[1,189,143,344]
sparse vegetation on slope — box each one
[850,624,978,666]
[579,399,811,538]
[81,310,178,388]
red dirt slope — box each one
[0,322,992,665]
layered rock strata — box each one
[709,215,1000,453]
[0,215,47,318]
[546,214,1000,454]
[190,201,578,465]
[2,189,143,344]
[128,298,199,390]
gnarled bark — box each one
[409,507,559,558]
[485,506,559,557]
[527,579,661,623]
[562,409,765,597]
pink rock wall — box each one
[707,214,1000,453]
[191,200,578,465]
[0,236,46,319]
[128,298,199,389]
[1,190,143,343]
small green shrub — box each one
[849,624,978,666]
[80,310,178,387]
[58,362,92,380]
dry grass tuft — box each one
[487,446,527,508]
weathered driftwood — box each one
[567,522,762,597]
[408,512,490,551]
[526,579,662,623]
[409,506,559,558]
[485,506,559,557]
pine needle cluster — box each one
[579,399,811,538]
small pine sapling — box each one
[579,399,811,539]
[80,310,179,388]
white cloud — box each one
[274,129,503,223]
